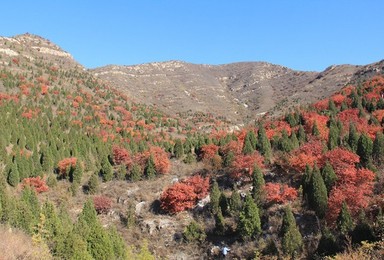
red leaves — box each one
[160,175,210,214]
[93,196,112,214]
[301,111,329,140]
[57,157,77,177]
[200,144,219,161]
[149,146,170,174]
[22,176,49,193]
[264,183,298,204]
[231,152,264,180]
[289,139,324,171]
[112,146,131,165]
[321,147,360,179]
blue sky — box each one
[2,1,384,71]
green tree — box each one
[308,164,328,218]
[312,121,320,137]
[229,187,242,215]
[242,135,255,155]
[87,174,99,195]
[281,207,303,257]
[173,139,184,159]
[257,124,272,163]
[215,208,226,235]
[251,165,265,204]
[238,195,261,239]
[279,130,294,152]
[373,131,384,164]
[328,119,339,150]
[337,201,354,235]
[183,220,206,243]
[321,161,337,194]
[130,163,142,182]
[100,156,113,182]
[144,155,156,179]
[357,133,373,167]
[348,123,359,152]
[210,180,220,215]
[108,226,128,259]
[8,161,20,187]
[297,125,306,144]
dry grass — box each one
[0,225,52,260]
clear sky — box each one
[2,1,384,71]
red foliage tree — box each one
[93,196,112,214]
[160,182,197,214]
[301,111,329,140]
[22,176,49,193]
[112,146,131,165]
[231,152,264,180]
[289,139,324,171]
[200,143,219,161]
[321,147,360,178]
[264,183,298,204]
[182,175,210,199]
[57,157,77,177]
[149,146,171,174]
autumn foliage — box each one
[57,157,77,177]
[93,195,112,214]
[22,176,49,193]
[231,152,264,180]
[160,175,210,214]
[264,183,298,204]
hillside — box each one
[0,33,384,259]
[92,60,384,123]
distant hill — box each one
[92,60,384,123]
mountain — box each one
[92,60,384,123]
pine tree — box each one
[308,164,328,218]
[328,99,337,114]
[251,165,265,204]
[210,180,220,215]
[229,187,242,215]
[108,226,128,259]
[279,129,293,152]
[215,208,226,235]
[130,163,142,182]
[337,201,353,235]
[301,164,312,199]
[357,133,373,167]
[321,161,337,194]
[87,174,99,195]
[257,124,272,163]
[238,195,261,239]
[173,139,184,159]
[348,123,359,152]
[290,132,300,150]
[100,156,113,182]
[242,135,255,155]
[328,120,339,150]
[297,125,306,144]
[316,227,339,257]
[281,207,303,257]
[373,131,384,164]
[312,121,320,137]
[8,161,20,187]
[145,155,156,179]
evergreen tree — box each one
[145,155,156,179]
[108,226,128,259]
[316,227,339,257]
[229,187,242,215]
[251,165,265,204]
[297,125,306,144]
[290,132,300,150]
[281,207,303,257]
[337,201,354,235]
[242,135,255,155]
[328,120,339,150]
[100,156,113,182]
[257,124,272,163]
[215,208,226,235]
[328,99,337,114]
[312,121,320,137]
[210,180,220,215]
[130,163,142,182]
[373,131,384,164]
[87,174,99,195]
[308,164,328,218]
[8,161,20,187]
[279,129,294,152]
[173,139,184,159]
[321,161,337,194]
[348,123,359,152]
[357,133,373,167]
[238,195,261,239]
[301,164,312,199]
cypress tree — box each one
[8,161,20,187]
[290,131,299,150]
[229,187,242,215]
[337,201,353,235]
[316,227,339,257]
[348,123,359,152]
[87,174,99,195]
[301,164,312,199]
[242,135,254,155]
[312,121,320,137]
[210,180,220,215]
[321,161,337,194]
[215,208,226,235]
[308,164,328,218]
[238,195,261,239]
[108,226,128,259]
[297,125,306,144]
[357,133,373,167]
[281,207,303,257]
[251,165,265,204]
[328,120,339,150]
[173,139,184,159]
[130,163,142,182]
[279,129,293,152]
[100,156,113,182]
[373,131,384,164]
[145,155,156,179]
[247,130,257,150]
[257,124,272,163]
[328,99,337,114]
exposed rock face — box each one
[92,60,384,122]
